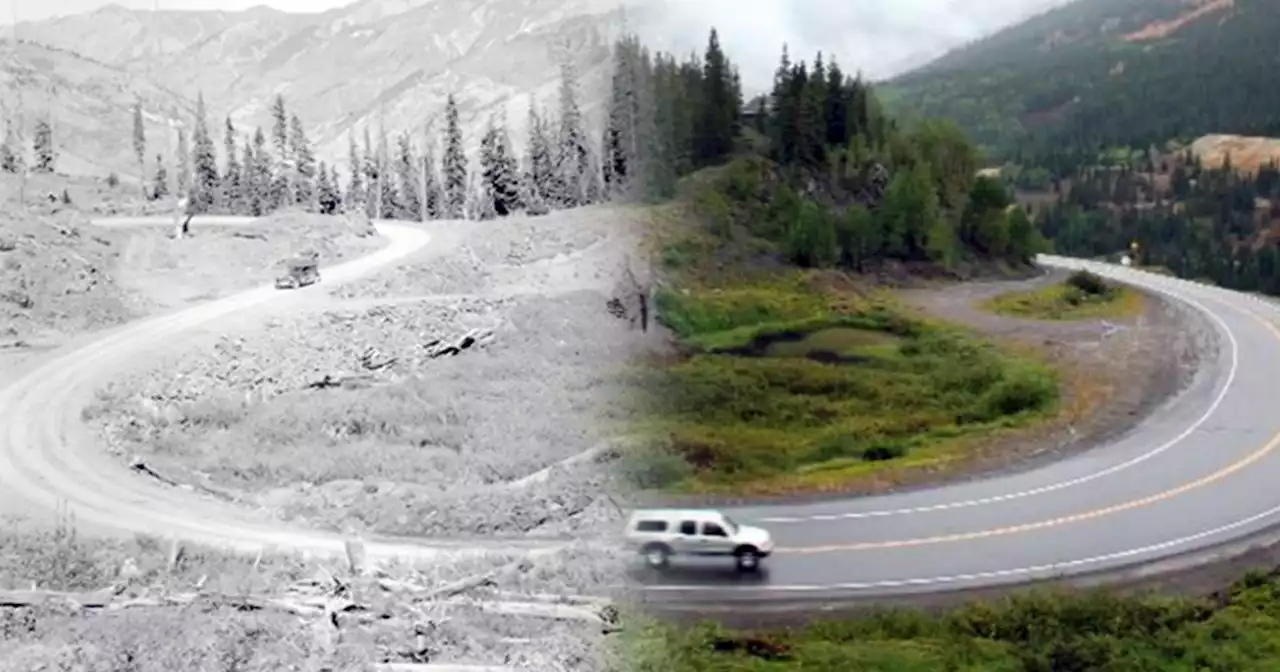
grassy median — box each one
[981,270,1142,321]
[627,258,1060,496]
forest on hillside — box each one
[881,0,1280,160]
[1036,154,1280,294]
[679,41,1045,272]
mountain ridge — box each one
[880,0,1277,157]
[9,0,630,178]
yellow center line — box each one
[780,296,1280,555]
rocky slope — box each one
[16,0,629,177]
[0,41,190,179]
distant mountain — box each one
[879,0,1280,158]
[13,0,633,177]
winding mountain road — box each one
[0,216,564,562]
[639,255,1280,608]
[7,217,1279,610]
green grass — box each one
[619,570,1280,671]
[637,267,1060,495]
[981,272,1143,321]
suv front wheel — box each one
[734,546,761,572]
[641,543,671,570]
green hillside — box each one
[880,0,1280,159]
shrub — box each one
[1066,270,1109,296]
[617,442,693,490]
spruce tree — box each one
[222,118,241,214]
[442,94,467,219]
[362,127,377,218]
[374,126,397,219]
[824,56,849,147]
[479,113,522,217]
[288,114,315,209]
[422,136,442,219]
[395,131,421,220]
[237,134,255,215]
[189,92,219,213]
[151,153,168,200]
[526,103,555,209]
[603,37,632,197]
[132,101,146,196]
[0,136,14,174]
[329,164,343,213]
[249,128,270,216]
[555,57,591,207]
[32,119,54,173]
[270,95,288,160]
[316,160,339,214]
[475,126,498,221]
[346,133,364,211]
[695,28,736,167]
[175,128,190,204]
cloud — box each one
[629,0,1075,91]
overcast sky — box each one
[4,0,1077,83]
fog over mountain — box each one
[639,0,1079,90]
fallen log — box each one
[0,586,615,629]
[374,557,533,599]
[426,328,495,359]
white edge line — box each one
[757,259,1242,524]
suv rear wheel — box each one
[734,546,761,572]
[641,543,671,570]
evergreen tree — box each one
[222,117,241,214]
[442,94,467,219]
[189,92,219,213]
[555,57,592,207]
[175,128,190,204]
[237,134,255,215]
[603,35,649,200]
[394,131,422,220]
[422,136,442,219]
[132,101,146,195]
[374,126,396,219]
[0,131,15,174]
[479,113,521,217]
[362,127,377,218]
[151,153,168,200]
[316,160,340,214]
[270,95,288,160]
[248,128,270,216]
[694,28,737,167]
[346,133,364,210]
[329,164,343,213]
[288,114,315,209]
[876,162,939,260]
[526,103,555,208]
[32,119,54,173]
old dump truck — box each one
[274,254,320,290]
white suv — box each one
[624,509,774,571]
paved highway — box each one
[638,255,1280,604]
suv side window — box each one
[635,520,666,533]
[702,522,727,537]
[678,520,697,535]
